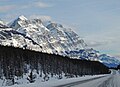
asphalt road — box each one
[55,70,120,87]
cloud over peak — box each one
[29,15,52,22]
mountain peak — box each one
[0,19,4,25]
[8,15,28,29]
[18,15,28,21]
[0,19,9,28]
[46,22,63,29]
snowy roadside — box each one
[5,74,110,87]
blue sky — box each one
[0,0,120,56]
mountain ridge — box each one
[1,15,85,54]
[0,15,119,67]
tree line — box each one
[0,45,110,86]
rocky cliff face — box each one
[0,15,85,55]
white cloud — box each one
[34,1,52,8]
[0,1,52,13]
[35,2,52,8]
[0,5,16,12]
[20,1,53,9]
[29,15,52,22]
[86,40,107,47]
[84,35,118,48]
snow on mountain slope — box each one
[0,29,41,51]
[9,15,29,29]
[0,20,4,25]
[66,48,99,60]
[0,15,85,54]
[99,54,120,67]
[0,20,8,28]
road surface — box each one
[55,70,120,87]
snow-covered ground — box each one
[2,70,120,87]
[2,74,109,87]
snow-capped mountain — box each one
[65,48,99,60]
[65,49,120,67]
[0,15,85,55]
[0,20,8,28]
[0,15,119,68]
[99,54,120,67]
